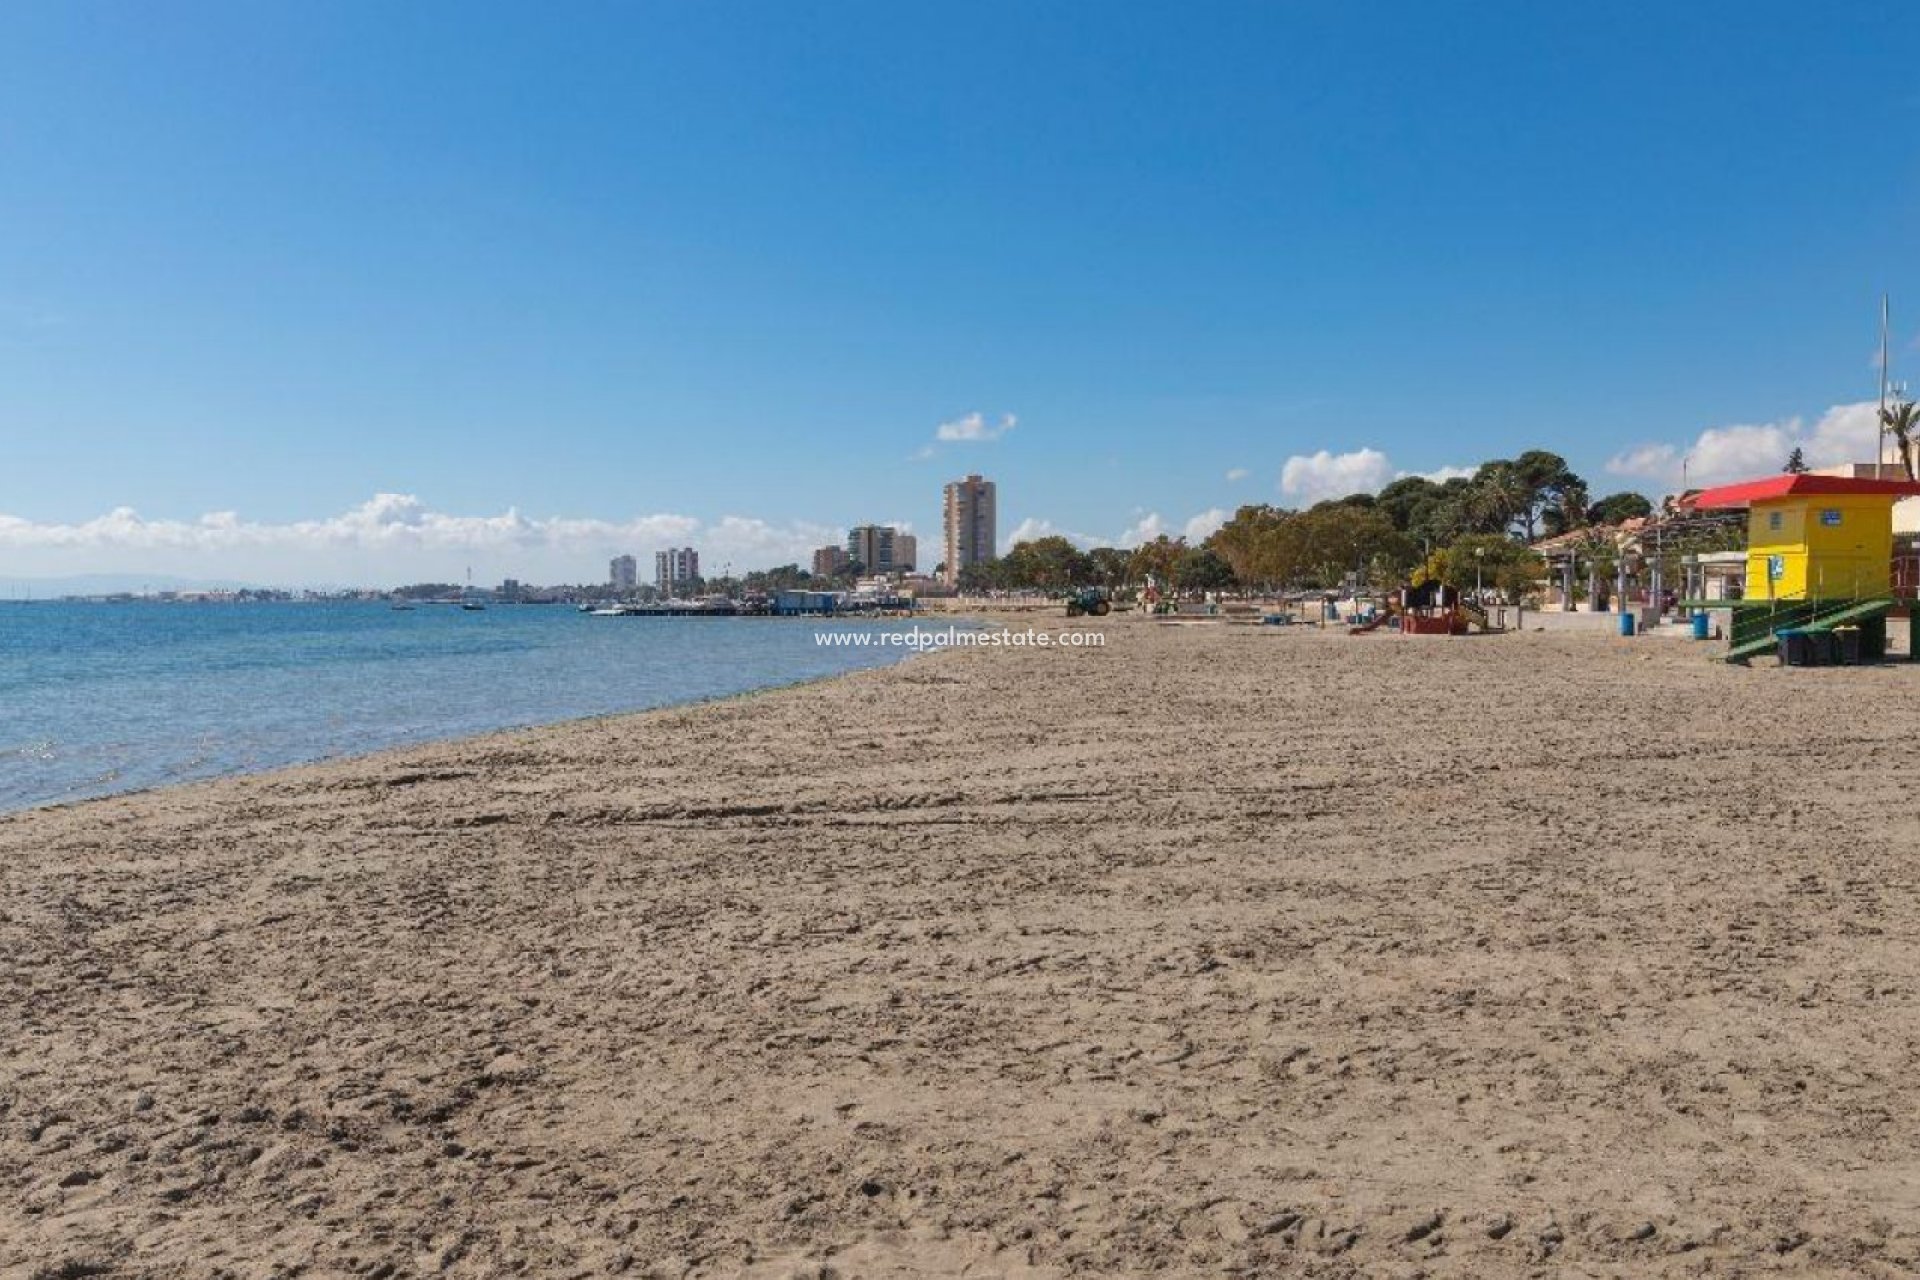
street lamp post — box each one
[1474,547,1485,602]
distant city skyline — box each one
[4,4,1918,586]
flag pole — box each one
[1880,293,1891,469]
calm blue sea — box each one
[0,601,950,813]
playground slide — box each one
[1347,608,1396,635]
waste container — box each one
[1777,628,1814,666]
[1832,625,1862,665]
[1618,612,1636,637]
[1691,610,1710,640]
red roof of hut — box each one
[1690,474,1920,509]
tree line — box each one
[964,450,1657,599]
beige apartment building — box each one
[846,525,896,574]
[943,474,996,585]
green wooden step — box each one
[1723,597,1893,663]
[1798,598,1893,633]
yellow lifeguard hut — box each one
[1692,473,1920,662]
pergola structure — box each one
[1530,506,1746,614]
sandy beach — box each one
[6,620,1920,1278]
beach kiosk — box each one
[1690,473,1920,663]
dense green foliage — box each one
[957,447,1672,598]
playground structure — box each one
[1686,473,1920,664]
[1349,555,1502,636]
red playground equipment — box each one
[1348,581,1497,636]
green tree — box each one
[1000,536,1091,590]
[741,564,812,594]
[1540,476,1590,538]
[1085,547,1133,589]
[1407,477,1478,547]
[1470,452,1586,540]
[1434,534,1547,603]
[1203,504,1294,588]
[1784,446,1809,474]
[956,560,1002,593]
[1882,399,1920,482]
[1127,535,1185,588]
[1586,491,1653,526]
[1467,461,1530,536]
[1374,476,1440,533]
[1512,450,1585,540]
[1175,546,1237,593]
[1291,505,1415,589]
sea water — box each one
[0,601,950,812]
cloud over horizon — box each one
[1607,401,1882,490]
[0,494,841,587]
[1277,449,1474,506]
[1000,506,1232,553]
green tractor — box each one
[1065,587,1112,617]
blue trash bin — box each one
[1691,610,1710,640]
[1618,611,1636,637]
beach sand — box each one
[5,620,1920,1277]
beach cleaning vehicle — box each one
[1065,587,1112,617]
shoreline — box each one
[1,610,998,820]
[6,622,1920,1276]
[1,650,942,823]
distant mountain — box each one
[0,573,263,598]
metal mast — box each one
[1880,294,1891,468]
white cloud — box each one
[1403,464,1475,484]
[1183,507,1229,542]
[1115,513,1171,547]
[1224,467,1250,482]
[1110,508,1227,547]
[934,411,1017,444]
[1279,448,1393,504]
[1604,444,1681,482]
[0,494,841,586]
[1001,516,1096,552]
[1607,400,1883,490]
[1255,448,1473,506]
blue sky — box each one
[3,1,1919,584]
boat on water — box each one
[461,601,486,611]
